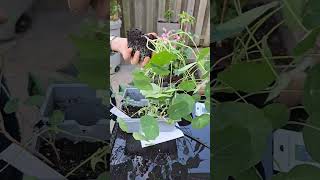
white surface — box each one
[110,106,184,148]
[273,129,320,172]
[140,128,184,148]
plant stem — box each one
[65,146,108,178]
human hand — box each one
[111,33,157,67]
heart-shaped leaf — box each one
[263,103,290,130]
[191,114,210,129]
[217,61,276,93]
[178,80,196,92]
[140,115,159,140]
[4,98,19,114]
[118,118,129,133]
[132,70,152,90]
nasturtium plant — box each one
[213,0,320,178]
[122,12,210,141]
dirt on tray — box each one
[38,138,108,180]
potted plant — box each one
[26,83,110,179]
[212,0,320,179]
[110,0,122,74]
[116,26,210,142]
[157,0,180,35]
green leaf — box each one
[191,114,210,129]
[303,112,320,163]
[132,70,152,90]
[145,51,177,68]
[213,126,252,179]
[293,26,320,56]
[214,102,272,169]
[182,114,193,122]
[133,132,148,141]
[272,165,320,180]
[49,110,64,127]
[71,35,107,89]
[217,61,276,93]
[27,73,44,96]
[205,99,210,111]
[302,0,320,29]
[197,48,210,61]
[178,80,196,92]
[272,172,287,180]
[24,95,44,108]
[168,94,195,120]
[4,98,19,114]
[282,0,306,31]
[23,175,38,180]
[140,115,159,140]
[174,62,196,75]
[236,167,262,180]
[263,103,290,130]
[97,171,109,180]
[118,118,129,133]
[303,64,320,114]
[150,63,170,76]
[205,83,210,98]
[212,1,279,42]
[192,93,201,102]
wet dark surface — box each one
[110,122,210,180]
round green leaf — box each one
[118,118,129,133]
[213,126,252,179]
[272,164,320,180]
[178,80,196,92]
[168,94,195,120]
[132,70,152,90]
[145,51,177,68]
[49,110,64,127]
[140,115,159,140]
[150,63,170,76]
[217,61,276,93]
[303,112,320,163]
[4,98,19,114]
[191,114,210,129]
[263,103,290,130]
[133,132,147,141]
[303,63,320,114]
[236,167,262,180]
[214,102,272,167]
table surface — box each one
[110,122,210,180]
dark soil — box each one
[38,138,107,179]
[158,75,182,87]
[123,105,143,118]
[127,28,157,62]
